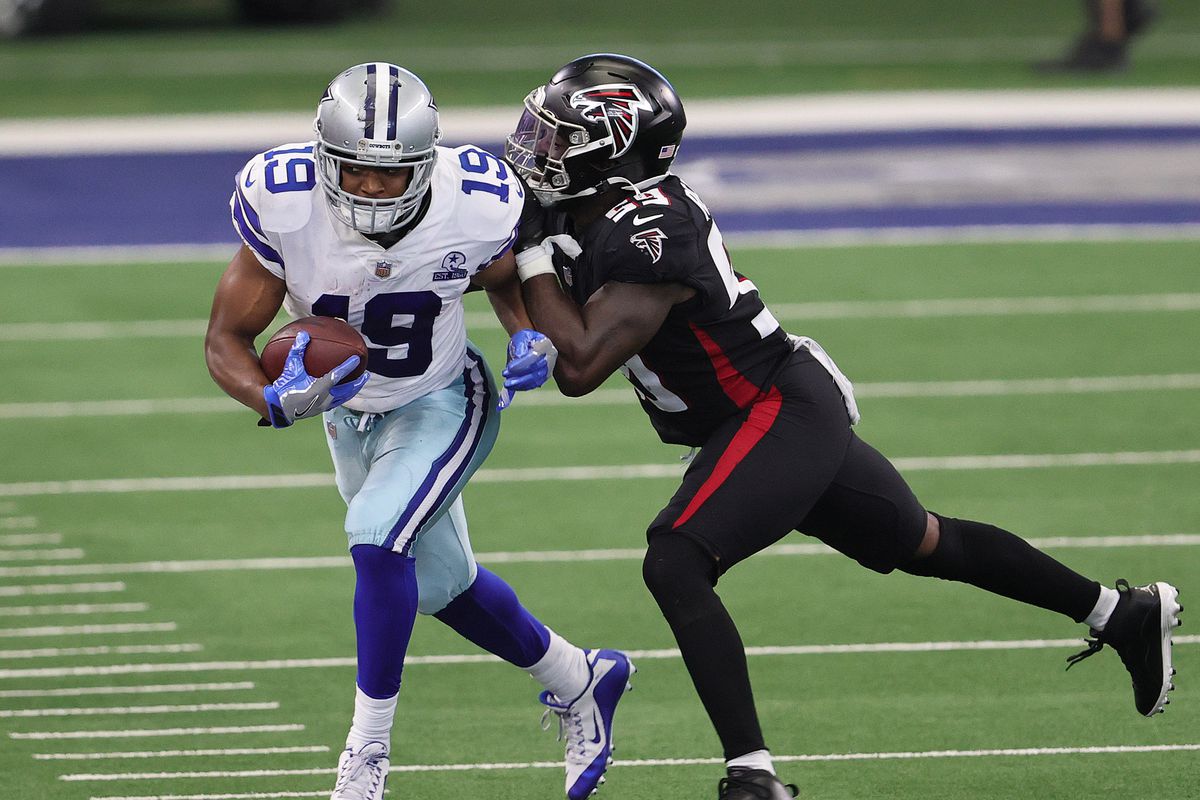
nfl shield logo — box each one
[374,260,393,278]
[326,420,338,440]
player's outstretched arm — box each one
[204,245,288,418]
[472,250,557,410]
[520,272,693,396]
[471,250,532,336]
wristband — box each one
[515,247,557,282]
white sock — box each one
[727,749,775,775]
[346,685,397,752]
[1085,585,1121,631]
[528,629,590,702]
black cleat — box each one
[1123,0,1158,37]
[1067,579,1182,716]
[1034,35,1128,73]
[717,768,799,799]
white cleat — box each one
[540,648,635,800]
[330,740,389,800]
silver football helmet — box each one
[315,62,440,234]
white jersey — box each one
[231,141,523,413]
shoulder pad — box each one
[442,144,524,243]
[234,142,318,235]
[602,187,699,265]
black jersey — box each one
[548,175,793,446]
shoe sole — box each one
[1146,582,1182,717]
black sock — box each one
[643,535,765,759]
[903,514,1100,623]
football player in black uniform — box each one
[503,53,1183,799]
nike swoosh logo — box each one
[296,396,320,417]
[631,213,663,225]
[244,173,256,188]
[589,708,603,744]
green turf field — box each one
[3,0,1200,118]
[1,239,1197,799]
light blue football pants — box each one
[323,344,499,615]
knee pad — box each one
[415,553,477,615]
[409,502,476,615]
[642,534,722,628]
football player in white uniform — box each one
[204,63,633,800]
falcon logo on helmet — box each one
[569,84,654,158]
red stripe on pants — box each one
[689,323,760,408]
[673,387,782,528]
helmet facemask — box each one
[505,89,592,205]
[315,141,436,234]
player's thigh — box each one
[798,433,927,574]
[341,385,499,552]
[411,497,478,615]
[648,358,853,572]
[324,411,369,505]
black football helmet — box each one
[505,53,686,205]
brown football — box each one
[260,316,368,384]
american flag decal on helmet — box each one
[630,227,668,264]
[569,83,654,158]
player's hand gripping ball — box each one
[258,316,370,428]
[260,316,368,383]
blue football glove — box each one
[262,330,370,429]
[498,329,557,411]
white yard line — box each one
[3,635,1196,681]
[3,448,1200,501]
[36,745,331,761]
[64,742,1200,786]
[4,373,1200,420]
[0,532,1195,581]
[0,602,147,617]
[5,224,1200,267]
[0,682,253,699]
[0,581,125,598]
[864,374,1200,397]
[0,702,279,719]
[0,516,37,529]
[728,224,1200,248]
[772,292,1200,319]
[0,244,232,266]
[3,293,1200,343]
[0,533,62,546]
[0,643,202,660]
[10,723,305,741]
[0,320,207,341]
[0,622,176,639]
[0,398,239,418]
[90,795,329,800]
[0,548,83,562]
